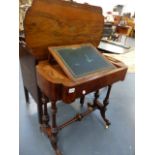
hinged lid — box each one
[24,0,104,60]
[48,43,116,81]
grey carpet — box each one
[19,70,135,155]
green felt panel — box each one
[54,45,115,78]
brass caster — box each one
[105,125,109,129]
[104,121,110,129]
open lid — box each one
[24,0,104,60]
[48,43,116,81]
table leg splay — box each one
[100,85,112,128]
[88,85,112,128]
[39,85,112,155]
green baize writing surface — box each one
[54,45,115,78]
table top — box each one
[36,54,127,87]
[36,54,127,102]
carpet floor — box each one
[19,70,135,155]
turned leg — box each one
[50,101,62,155]
[80,95,85,107]
[37,101,43,125]
[100,85,112,128]
[41,94,49,128]
[87,90,99,110]
[37,87,44,125]
[94,90,99,105]
[91,87,112,128]
[24,86,29,104]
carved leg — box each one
[50,101,62,155]
[41,94,49,128]
[100,85,112,128]
[80,95,85,107]
[24,86,29,104]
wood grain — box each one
[36,55,127,103]
[24,0,104,60]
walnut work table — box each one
[20,1,128,155]
[35,48,127,155]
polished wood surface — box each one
[24,0,104,60]
[36,55,127,103]
[20,0,104,124]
